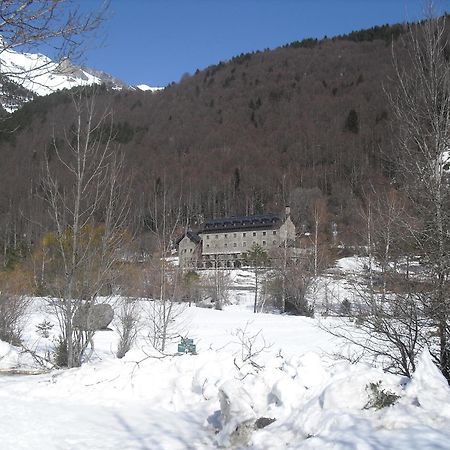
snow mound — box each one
[406,348,450,418]
[1,300,450,449]
[0,340,34,370]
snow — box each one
[334,256,370,274]
[135,83,163,92]
[0,48,101,97]
[0,46,162,111]
[1,257,450,449]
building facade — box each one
[178,207,295,268]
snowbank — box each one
[1,269,450,448]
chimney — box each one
[285,205,291,219]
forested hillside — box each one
[0,22,413,254]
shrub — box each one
[36,320,54,338]
[0,294,29,345]
[53,336,68,367]
[344,109,359,134]
[340,298,352,316]
[115,299,140,359]
[364,381,400,410]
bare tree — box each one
[144,257,186,353]
[201,265,231,309]
[243,243,269,313]
[41,88,129,368]
[141,176,187,353]
[326,181,443,377]
[387,11,450,382]
[266,254,315,316]
[325,290,424,377]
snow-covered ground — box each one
[1,257,450,449]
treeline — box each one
[0,20,424,262]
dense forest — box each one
[0,21,419,260]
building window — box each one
[243,232,246,237]
[233,233,237,238]
[224,243,228,247]
[233,243,237,247]
[263,241,266,245]
[215,235,218,239]
[189,249,192,253]
[206,235,210,240]
[253,232,256,237]
[225,234,227,238]
[206,244,210,248]
[262,231,266,236]
[243,242,247,247]
[273,230,277,235]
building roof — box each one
[200,213,282,233]
[175,230,201,246]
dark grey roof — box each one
[200,213,282,233]
[187,231,201,243]
[176,230,201,246]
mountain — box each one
[0,44,161,111]
[0,21,419,250]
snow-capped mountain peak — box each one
[135,84,163,92]
[0,45,161,112]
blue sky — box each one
[77,0,446,87]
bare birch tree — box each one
[142,175,186,353]
[42,88,129,368]
[388,11,450,382]
[323,189,424,377]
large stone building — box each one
[177,207,296,268]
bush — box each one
[0,294,29,345]
[53,336,68,367]
[36,320,54,338]
[344,109,359,134]
[340,299,352,316]
[115,299,140,359]
[364,381,400,410]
